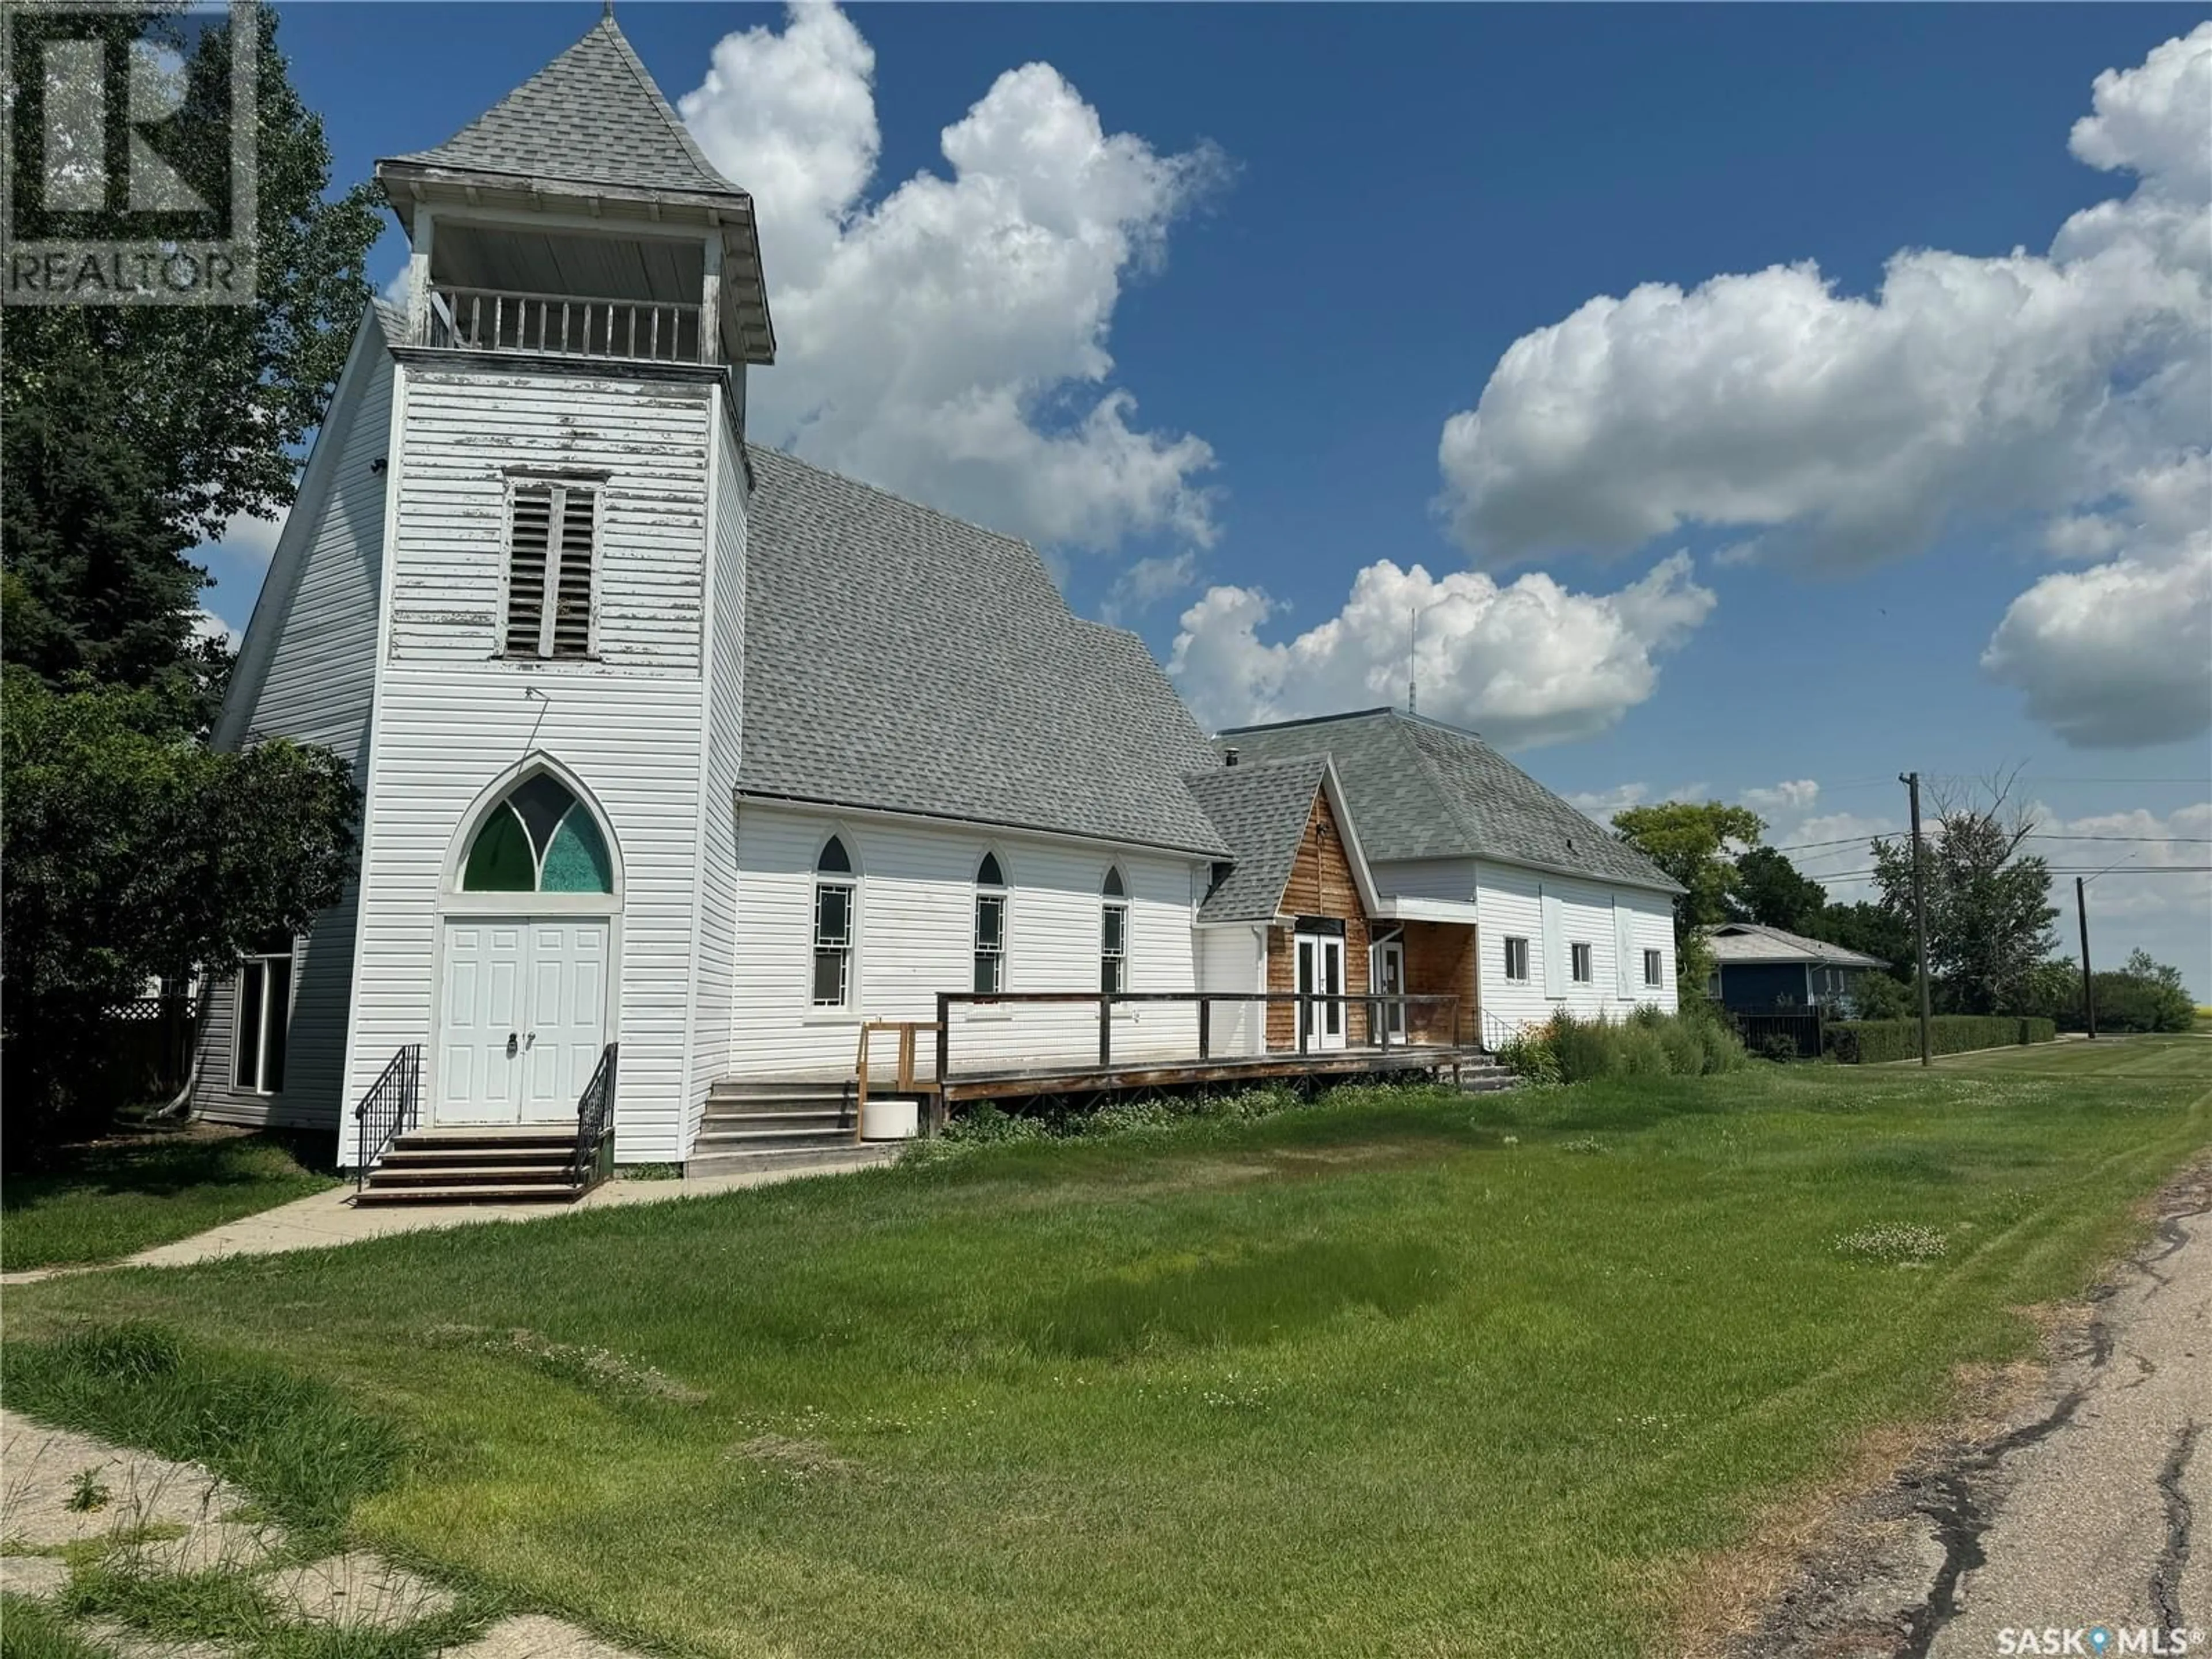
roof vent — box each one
[1224,747,1239,767]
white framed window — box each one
[1101,865,1128,994]
[232,935,293,1095]
[1643,948,1663,988]
[812,835,855,1008]
[1570,942,1594,984]
[1502,935,1530,983]
[503,481,598,660]
[974,852,1007,995]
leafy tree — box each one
[2,673,360,1144]
[1849,971,1918,1022]
[0,7,377,1138]
[2,3,381,718]
[1870,776,2058,1015]
[1810,900,1914,980]
[1611,802,1764,1003]
[1733,845,1829,934]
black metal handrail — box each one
[571,1043,618,1190]
[353,1044,421,1191]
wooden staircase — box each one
[690,1080,899,1177]
[356,1129,585,1205]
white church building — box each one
[195,17,1680,1196]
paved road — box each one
[1924,1163,2211,1656]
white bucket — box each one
[859,1097,920,1141]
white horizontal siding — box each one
[1474,861,1677,1033]
[728,806,1207,1085]
[387,370,710,670]
[687,399,747,1150]
[344,361,717,1166]
[1197,924,1267,1056]
[193,337,393,1134]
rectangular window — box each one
[232,947,292,1095]
[1570,942,1594,984]
[1101,901,1128,994]
[812,881,853,1007]
[504,483,597,660]
[1502,935,1530,982]
[974,892,1005,995]
[1643,948,1663,988]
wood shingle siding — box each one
[1263,788,1371,1050]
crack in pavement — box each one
[2153,1418,2200,1633]
[1899,1393,2088,1659]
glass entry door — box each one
[1294,932,1347,1052]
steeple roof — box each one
[381,16,745,202]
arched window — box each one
[974,853,1007,994]
[1100,865,1128,994]
[812,835,856,1007]
[462,774,613,893]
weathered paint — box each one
[340,362,720,1165]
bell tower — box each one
[340,16,771,1165]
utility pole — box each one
[1900,771,1932,1067]
[2076,876,2096,1040]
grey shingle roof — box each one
[1217,708,1681,893]
[1706,923,1888,969]
[737,448,1230,858]
[381,17,745,200]
[1183,758,1329,923]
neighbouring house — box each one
[190,16,1683,1190]
[1703,922,1889,1015]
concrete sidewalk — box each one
[2,1148,899,1286]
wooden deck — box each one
[934,1043,1491,1105]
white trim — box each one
[808,825,862,1012]
[427,756,625,1128]
[1373,894,1482,924]
[1315,759,1385,918]
[732,790,1225,865]
[340,351,414,1167]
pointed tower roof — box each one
[381,15,743,202]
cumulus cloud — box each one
[1982,453,2212,747]
[1433,24,2212,746]
[679,3,1222,552]
[1567,781,1710,820]
[1166,553,1715,747]
[1742,779,1821,817]
[1101,551,1199,623]
[2034,800,2212,995]
[209,506,289,567]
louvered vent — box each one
[503,483,595,659]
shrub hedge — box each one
[1823,1016,2056,1064]
[1495,1006,1747,1084]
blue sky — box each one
[209,4,2211,991]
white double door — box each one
[438,919,608,1124]
[1294,930,1347,1052]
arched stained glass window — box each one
[463,775,613,893]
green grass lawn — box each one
[2,1124,337,1271]
[5,1041,2207,1658]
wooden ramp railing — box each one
[853,1020,940,1145]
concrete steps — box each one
[1453,1061,1519,1095]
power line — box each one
[1768,830,2209,854]
[1804,865,2212,881]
